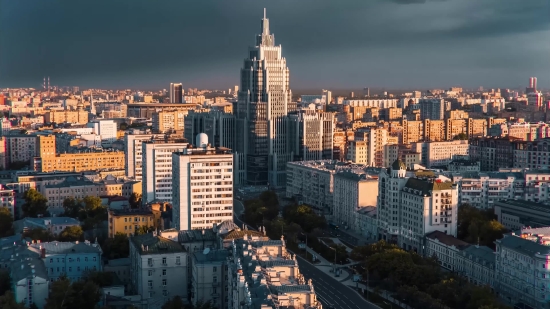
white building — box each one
[129,233,187,304]
[333,172,378,230]
[413,140,469,168]
[10,258,49,309]
[124,133,165,180]
[353,206,378,241]
[141,138,189,203]
[342,99,398,108]
[425,230,468,271]
[87,119,117,145]
[456,245,495,289]
[377,160,459,251]
[172,134,233,230]
[451,171,524,209]
[495,227,550,309]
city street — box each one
[296,256,379,309]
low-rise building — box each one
[456,245,495,289]
[10,257,49,309]
[108,209,156,238]
[103,258,131,293]
[494,200,550,230]
[425,230,468,271]
[448,159,480,173]
[352,206,377,241]
[13,217,80,236]
[33,150,125,173]
[129,234,188,305]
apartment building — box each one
[7,135,38,165]
[288,110,334,161]
[377,160,458,251]
[447,159,480,173]
[10,257,49,309]
[347,141,367,164]
[13,217,80,236]
[152,110,188,133]
[191,249,230,308]
[129,234,187,304]
[469,137,517,171]
[353,206,378,241]
[456,245,496,289]
[333,172,378,230]
[33,150,125,173]
[419,98,445,120]
[412,140,469,168]
[383,144,421,168]
[87,119,117,145]
[108,209,156,238]
[495,228,550,309]
[124,133,166,180]
[425,231,468,272]
[141,138,189,203]
[172,135,233,230]
[343,99,398,108]
[451,172,524,209]
[0,185,15,217]
[44,109,89,124]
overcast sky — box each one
[1,0,549,90]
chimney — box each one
[40,248,46,258]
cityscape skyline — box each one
[1,0,549,90]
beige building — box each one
[44,109,88,124]
[34,151,125,173]
[347,141,367,164]
[402,120,423,144]
[152,110,188,133]
[333,171,378,229]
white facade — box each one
[452,171,524,209]
[172,146,233,230]
[456,245,495,289]
[425,231,468,272]
[124,133,165,180]
[333,172,378,230]
[377,160,459,251]
[142,140,189,203]
[413,140,469,168]
[11,259,49,309]
[343,99,398,108]
[87,119,117,145]
[129,234,187,304]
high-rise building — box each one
[172,134,233,230]
[235,9,295,187]
[419,98,445,120]
[170,83,183,103]
[529,77,537,90]
[142,138,189,203]
[124,133,166,180]
[287,110,334,161]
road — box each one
[296,256,379,309]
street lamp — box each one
[301,232,308,259]
[329,247,337,275]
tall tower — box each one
[235,9,295,187]
[170,83,183,103]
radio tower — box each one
[47,77,50,97]
[43,77,46,91]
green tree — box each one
[62,197,82,218]
[0,270,10,296]
[58,226,84,242]
[44,276,72,309]
[162,296,185,309]
[458,204,506,249]
[0,291,26,309]
[23,227,56,242]
[0,207,14,237]
[453,132,468,140]
[44,276,101,309]
[128,192,142,209]
[350,240,399,261]
[84,270,114,287]
[134,225,154,236]
[22,189,49,218]
[102,232,130,259]
[119,123,128,130]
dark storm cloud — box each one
[0,0,548,89]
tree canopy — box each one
[128,193,142,209]
[243,191,280,227]
[102,232,130,259]
[58,226,84,242]
[458,204,507,249]
[0,207,14,237]
[453,132,468,140]
[22,189,48,218]
[44,276,101,309]
[23,227,56,242]
[0,291,26,309]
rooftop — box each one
[109,209,153,216]
[10,257,48,282]
[493,199,550,214]
[193,249,230,264]
[130,233,185,255]
[460,245,495,266]
[29,241,102,255]
[426,231,469,249]
[404,178,454,195]
[497,233,550,256]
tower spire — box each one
[264,8,266,19]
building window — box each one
[213,266,217,272]
[162,269,167,276]
[163,290,168,296]
[85,257,88,262]
[176,257,180,265]
[148,280,153,288]
[148,270,153,276]
[148,258,153,266]
[162,257,167,265]
[162,279,167,286]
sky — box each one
[1,0,549,90]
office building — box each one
[333,172,378,230]
[235,10,296,187]
[124,133,166,180]
[87,119,117,145]
[494,200,550,230]
[377,160,458,251]
[172,134,233,230]
[184,110,237,150]
[169,83,183,103]
[142,139,189,203]
[129,234,187,304]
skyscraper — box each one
[235,9,295,187]
[170,83,183,103]
[529,77,538,90]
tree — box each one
[23,227,56,242]
[119,123,128,130]
[84,270,114,287]
[9,161,29,170]
[62,197,82,218]
[0,291,26,309]
[0,270,10,296]
[22,189,49,218]
[102,232,130,259]
[44,277,72,309]
[44,276,101,309]
[458,204,506,249]
[453,133,468,140]
[134,225,154,236]
[162,296,185,309]
[128,193,142,209]
[0,207,14,237]
[58,226,84,242]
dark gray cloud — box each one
[0,0,548,90]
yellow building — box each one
[108,209,156,238]
[44,109,88,124]
[402,120,423,144]
[152,109,188,133]
[347,141,367,164]
[424,120,446,142]
[34,151,125,173]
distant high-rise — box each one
[235,9,295,187]
[529,77,538,90]
[170,83,183,103]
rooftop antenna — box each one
[264,8,266,19]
